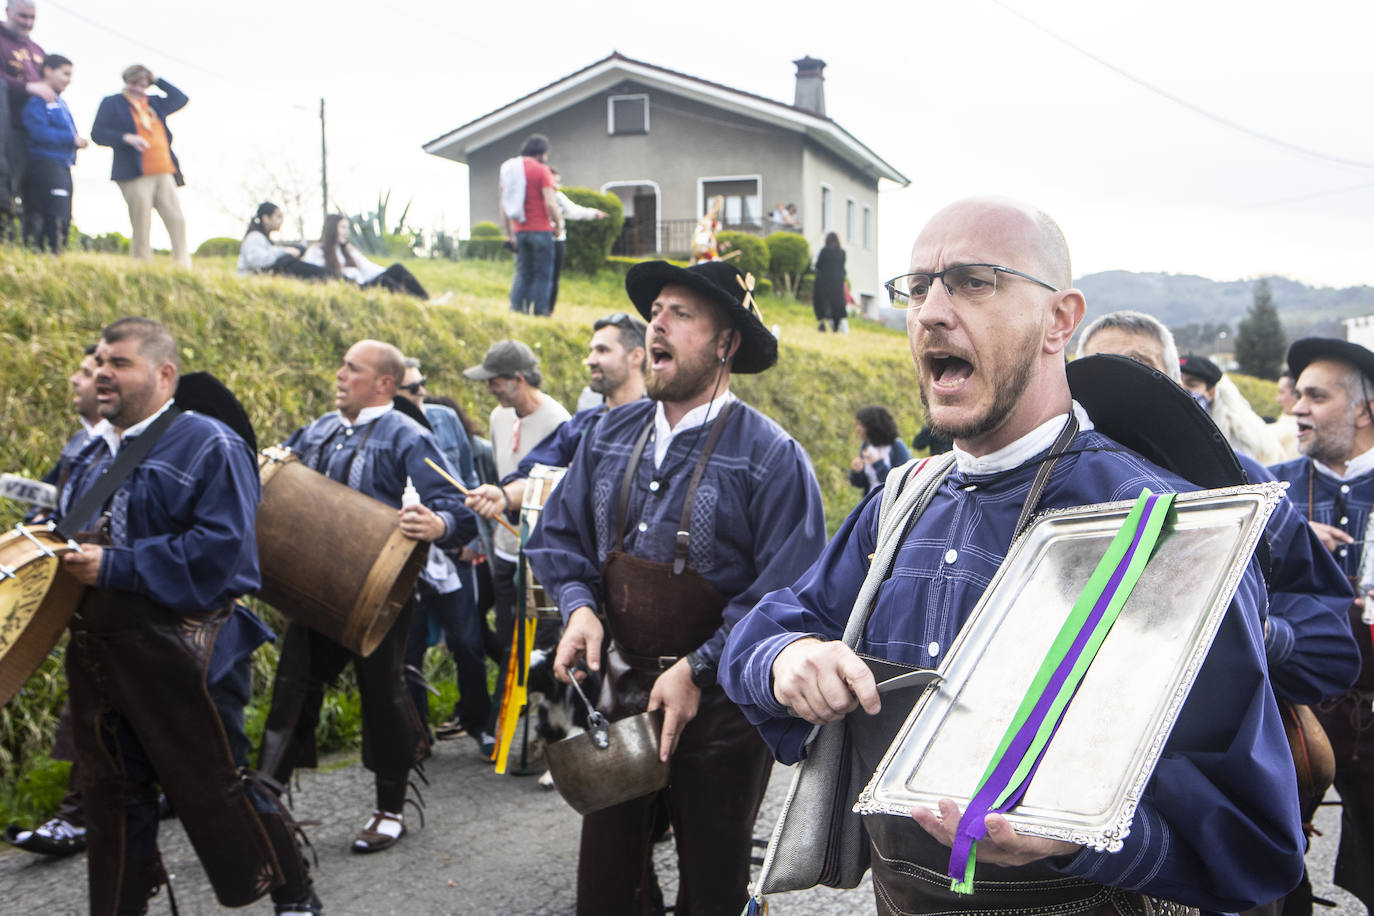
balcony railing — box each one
[611,218,772,258]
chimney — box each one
[793,56,826,116]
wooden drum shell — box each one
[0,526,85,708]
[257,449,426,657]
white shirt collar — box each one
[82,416,111,438]
[1313,444,1374,482]
[102,398,175,455]
[341,402,394,429]
[952,401,1094,476]
[652,391,736,468]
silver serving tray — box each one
[853,483,1284,852]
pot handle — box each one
[568,667,611,750]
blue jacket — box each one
[722,430,1306,912]
[56,410,261,611]
[526,397,827,668]
[89,78,186,184]
[21,94,77,166]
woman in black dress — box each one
[813,231,848,332]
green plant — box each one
[765,232,810,297]
[716,231,768,280]
[343,191,414,257]
[561,187,624,274]
[471,222,504,239]
[195,237,241,258]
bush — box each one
[766,232,810,297]
[562,187,624,275]
[471,221,504,239]
[461,238,512,260]
[196,237,241,258]
[716,231,768,280]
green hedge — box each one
[766,232,810,297]
[716,231,768,280]
[471,221,504,239]
[561,187,624,275]
[196,237,241,258]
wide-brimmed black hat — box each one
[625,260,777,374]
[1067,354,1244,489]
[1178,354,1223,387]
[1287,337,1374,384]
[176,371,257,453]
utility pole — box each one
[319,98,328,227]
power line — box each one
[990,0,1374,172]
[46,0,314,113]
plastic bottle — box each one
[402,476,421,509]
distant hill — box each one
[1075,271,1374,340]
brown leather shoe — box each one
[351,810,404,853]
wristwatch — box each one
[685,650,717,689]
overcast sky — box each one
[44,0,1374,288]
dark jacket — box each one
[90,78,187,185]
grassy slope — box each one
[0,251,924,533]
[0,249,1280,821]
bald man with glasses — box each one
[723,196,1304,915]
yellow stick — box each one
[424,457,520,537]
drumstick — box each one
[424,458,521,537]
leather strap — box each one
[614,418,657,553]
[55,406,183,541]
[1011,413,1079,541]
[613,401,738,573]
[674,401,736,574]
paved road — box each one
[1,737,1363,914]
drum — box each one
[521,464,568,621]
[0,524,86,707]
[257,446,428,657]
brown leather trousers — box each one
[67,589,281,914]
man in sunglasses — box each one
[526,260,826,915]
[722,197,1303,914]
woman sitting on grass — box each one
[302,213,430,299]
[848,405,910,494]
[236,202,330,279]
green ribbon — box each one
[949,488,1176,893]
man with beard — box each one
[525,260,826,915]
[50,317,320,914]
[1078,311,1358,705]
[466,312,646,517]
[258,339,475,853]
[721,198,1303,914]
[1270,338,1374,914]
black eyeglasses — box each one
[399,377,426,394]
[885,264,1059,309]
[595,311,645,332]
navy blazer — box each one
[90,78,187,185]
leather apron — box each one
[596,402,735,717]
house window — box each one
[820,185,833,233]
[863,206,873,249]
[701,177,761,229]
[608,94,649,135]
[846,198,856,243]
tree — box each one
[1234,278,1286,379]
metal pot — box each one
[544,675,670,815]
